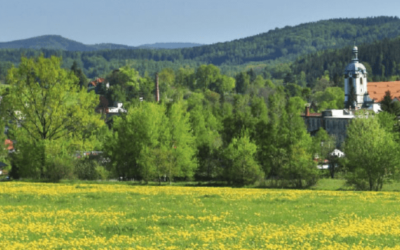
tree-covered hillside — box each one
[1,16,400,79]
[0,35,98,51]
[137,43,203,49]
[0,35,204,51]
[290,36,400,88]
[0,35,139,51]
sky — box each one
[1,0,400,46]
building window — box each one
[360,78,363,85]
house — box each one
[4,139,14,153]
[316,149,345,170]
[88,78,105,88]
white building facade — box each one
[343,46,374,109]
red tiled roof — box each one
[4,139,13,151]
[301,113,322,117]
[368,81,400,102]
[88,78,105,87]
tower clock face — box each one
[348,73,352,78]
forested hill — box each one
[290,36,400,87]
[137,43,203,49]
[1,16,400,79]
[176,16,400,65]
[0,35,202,51]
[0,35,136,51]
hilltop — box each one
[1,16,400,78]
[0,35,202,51]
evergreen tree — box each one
[380,91,400,116]
[70,61,88,88]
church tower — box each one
[344,46,368,108]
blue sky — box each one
[1,0,399,46]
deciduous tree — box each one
[344,112,399,190]
[3,56,104,180]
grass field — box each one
[2,181,400,249]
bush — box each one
[74,158,100,180]
[46,156,75,182]
[95,165,109,180]
[75,157,109,180]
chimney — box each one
[155,73,160,102]
[305,105,310,117]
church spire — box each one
[352,45,358,62]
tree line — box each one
[2,56,400,191]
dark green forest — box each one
[291,37,400,87]
[1,16,400,80]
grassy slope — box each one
[1,181,400,249]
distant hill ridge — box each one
[1,16,400,79]
[138,43,203,49]
[0,35,203,51]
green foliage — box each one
[292,36,400,85]
[288,96,306,114]
[105,102,169,179]
[2,56,104,180]
[380,91,400,116]
[223,135,263,185]
[279,100,318,188]
[344,113,399,190]
[71,61,88,88]
[312,87,345,111]
[167,101,198,181]
[75,157,109,180]
[105,101,197,182]
[187,93,222,180]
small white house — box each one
[317,149,345,170]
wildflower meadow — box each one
[1,182,400,249]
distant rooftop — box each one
[368,81,400,102]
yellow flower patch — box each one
[1,182,400,249]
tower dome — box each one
[344,46,367,77]
[344,45,369,108]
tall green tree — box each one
[279,99,318,188]
[3,56,104,180]
[344,112,399,190]
[105,102,169,180]
[194,64,220,90]
[262,87,287,178]
[167,101,198,181]
[70,61,88,88]
[187,93,222,180]
[223,134,263,185]
[235,72,250,94]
